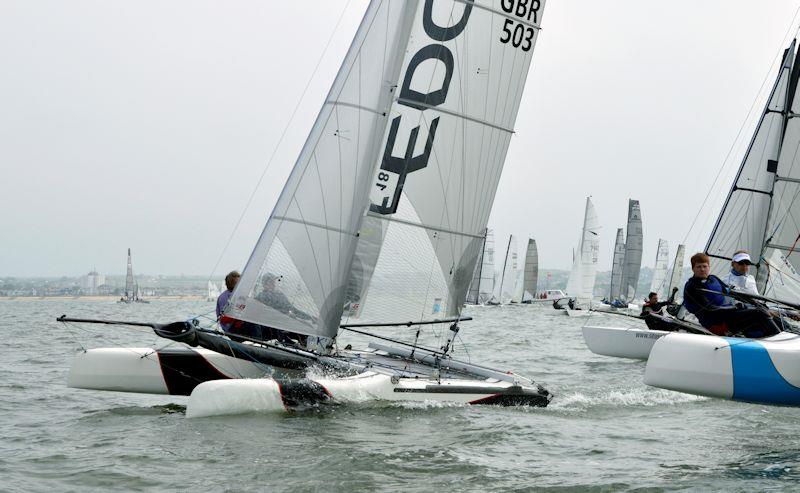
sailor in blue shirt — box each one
[683,252,779,337]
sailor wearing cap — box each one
[723,250,759,295]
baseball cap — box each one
[732,252,752,264]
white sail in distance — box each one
[124,248,134,301]
[621,199,643,301]
[566,197,600,301]
[522,239,538,301]
[706,41,796,282]
[227,1,547,337]
[466,228,495,305]
[648,239,670,298]
[497,235,518,304]
[609,228,625,300]
[667,244,686,299]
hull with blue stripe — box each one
[644,332,800,406]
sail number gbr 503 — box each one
[499,0,540,51]
[369,0,540,216]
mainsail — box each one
[621,199,642,301]
[705,41,796,287]
[609,228,625,300]
[228,0,547,338]
[466,228,495,304]
[648,239,670,298]
[521,238,538,301]
[565,197,600,300]
[763,40,800,283]
[124,248,134,301]
[667,243,686,299]
[496,235,518,304]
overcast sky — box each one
[2,0,800,277]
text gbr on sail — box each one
[371,0,540,215]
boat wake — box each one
[550,387,707,412]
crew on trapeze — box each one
[681,252,780,338]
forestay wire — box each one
[206,0,355,285]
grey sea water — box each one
[2,299,800,492]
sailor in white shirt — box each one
[723,251,759,295]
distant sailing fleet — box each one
[466,197,686,311]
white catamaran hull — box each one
[582,325,668,360]
[68,347,271,395]
[68,344,551,414]
[186,373,545,418]
[645,332,800,406]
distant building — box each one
[82,270,106,295]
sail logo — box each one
[370,0,473,215]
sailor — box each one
[683,253,779,337]
[723,250,759,295]
[641,292,667,316]
[251,273,310,345]
[640,288,678,330]
[216,270,240,331]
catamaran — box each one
[63,0,553,416]
[557,197,599,317]
[487,235,517,305]
[582,243,687,359]
[645,39,800,406]
[594,199,643,313]
[117,248,148,304]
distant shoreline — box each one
[0,295,208,302]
